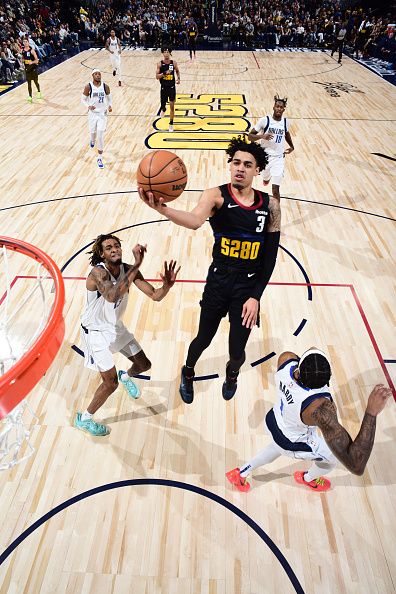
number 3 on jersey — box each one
[221,237,260,260]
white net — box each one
[0,401,39,470]
[0,244,54,470]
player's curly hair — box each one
[88,234,122,266]
[299,353,331,389]
[161,46,172,54]
[225,135,269,172]
[274,94,288,106]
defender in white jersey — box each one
[227,348,391,492]
[248,95,294,202]
[81,69,112,169]
[74,233,180,436]
[105,30,122,86]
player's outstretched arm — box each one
[133,260,181,301]
[306,385,391,475]
[138,187,219,230]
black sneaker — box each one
[113,69,116,76]
[179,366,194,404]
[222,366,239,401]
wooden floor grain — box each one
[0,49,395,594]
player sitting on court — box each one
[226,348,391,492]
[75,234,180,436]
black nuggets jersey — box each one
[22,48,37,72]
[160,60,175,88]
[209,184,270,272]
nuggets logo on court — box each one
[313,81,364,97]
[145,94,250,150]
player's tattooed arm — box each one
[309,389,390,475]
[88,267,116,301]
[89,245,146,303]
[267,196,281,231]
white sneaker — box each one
[97,157,104,169]
[168,124,174,132]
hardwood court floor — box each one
[0,49,395,594]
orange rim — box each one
[0,237,65,418]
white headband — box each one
[298,348,329,369]
[92,69,101,75]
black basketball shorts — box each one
[200,263,261,326]
[160,86,176,105]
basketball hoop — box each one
[0,237,65,469]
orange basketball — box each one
[137,150,188,203]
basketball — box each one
[137,150,188,203]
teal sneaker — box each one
[74,412,110,436]
[118,370,140,399]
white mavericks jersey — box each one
[255,115,288,156]
[87,81,108,113]
[81,263,129,334]
[108,36,120,53]
[266,358,333,451]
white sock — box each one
[240,443,281,478]
[304,462,334,483]
[81,410,93,422]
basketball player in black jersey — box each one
[186,18,198,60]
[138,136,281,404]
[156,46,180,133]
[22,37,41,103]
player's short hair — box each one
[225,135,269,172]
[298,349,332,389]
[161,46,172,54]
[274,94,287,107]
[88,234,122,266]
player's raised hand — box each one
[138,187,166,210]
[132,243,147,265]
[160,260,181,287]
[366,384,392,416]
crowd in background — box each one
[0,0,395,84]
[0,0,79,82]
